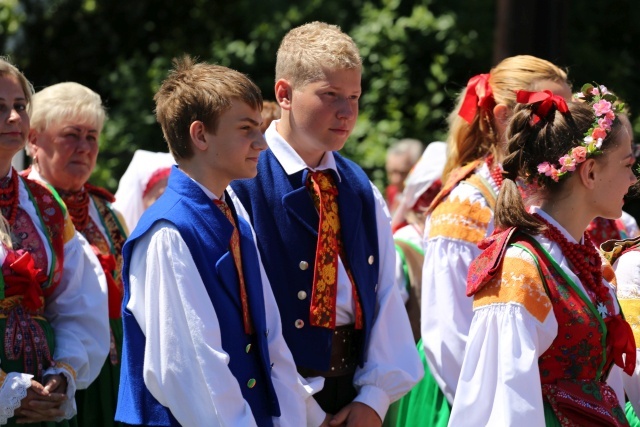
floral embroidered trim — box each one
[536,83,624,183]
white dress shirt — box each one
[230,120,424,425]
[127,178,310,427]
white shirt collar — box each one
[265,120,342,181]
[530,205,581,244]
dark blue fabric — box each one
[231,150,379,372]
[116,166,279,426]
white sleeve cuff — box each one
[43,365,77,420]
[353,384,390,422]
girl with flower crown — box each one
[449,86,638,426]
[0,58,109,426]
[393,55,571,427]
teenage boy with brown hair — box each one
[115,56,307,427]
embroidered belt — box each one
[297,324,362,378]
[0,295,53,381]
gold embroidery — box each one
[464,174,496,210]
[428,197,492,244]
[62,215,76,244]
[53,361,77,380]
[474,255,552,322]
[619,298,640,346]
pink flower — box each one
[559,155,576,172]
[592,127,607,140]
[598,117,612,130]
[538,162,552,175]
[591,87,600,96]
[571,146,587,163]
[550,167,561,182]
[605,110,615,121]
[599,85,609,95]
[593,99,612,116]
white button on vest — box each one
[295,319,304,329]
[299,261,309,270]
[368,255,374,265]
[297,290,307,300]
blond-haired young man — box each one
[116,56,308,427]
[231,22,423,427]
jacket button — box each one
[368,255,375,265]
[299,261,309,270]
[247,378,256,388]
[295,319,304,329]
[245,344,252,353]
[297,290,307,300]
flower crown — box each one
[534,83,624,183]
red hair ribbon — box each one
[516,89,569,124]
[458,73,496,123]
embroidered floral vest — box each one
[86,187,127,319]
[514,236,614,383]
[21,178,65,296]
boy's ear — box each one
[275,79,293,110]
[189,121,209,152]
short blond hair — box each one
[154,55,263,161]
[275,21,362,89]
[30,82,106,133]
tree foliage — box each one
[1,0,496,191]
[10,0,640,193]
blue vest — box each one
[231,150,379,371]
[116,166,279,426]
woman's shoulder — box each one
[473,244,552,322]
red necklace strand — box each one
[0,170,20,225]
[59,187,90,231]
[533,213,610,304]
[485,154,504,189]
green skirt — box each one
[75,318,123,427]
[385,339,451,427]
[1,317,75,427]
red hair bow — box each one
[516,89,569,124]
[458,73,496,123]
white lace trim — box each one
[0,372,32,425]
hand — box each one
[319,413,333,427]
[329,402,382,427]
[42,374,68,395]
[14,379,67,424]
